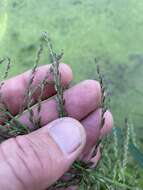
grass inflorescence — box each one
[43,32,67,118]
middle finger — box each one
[19,80,101,128]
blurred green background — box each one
[0,0,143,141]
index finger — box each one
[0,63,73,115]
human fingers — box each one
[0,117,86,190]
[19,80,101,128]
[0,64,72,115]
[80,109,113,160]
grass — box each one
[0,35,142,189]
[0,0,143,129]
[0,0,143,188]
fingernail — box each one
[49,118,82,155]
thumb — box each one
[0,117,86,190]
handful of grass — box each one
[0,34,141,190]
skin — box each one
[0,64,113,190]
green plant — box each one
[0,35,142,190]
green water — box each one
[0,0,143,135]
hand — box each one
[0,64,113,190]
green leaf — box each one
[129,143,143,169]
[114,127,143,169]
